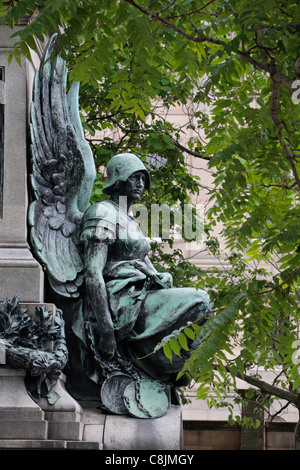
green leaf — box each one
[178,332,189,351]
[169,339,181,357]
[163,343,173,362]
[235,356,245,376]
[184,327,195,340]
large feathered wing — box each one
[28,34,96,298]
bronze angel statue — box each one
[28,35,212,419]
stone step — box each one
[0,420,48,439]
[0,439,101,449]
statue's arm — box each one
[144,256,158,273]
[84,239,116,360]
[144,256,173,288]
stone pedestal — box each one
[37,373,84,442]
[0,368,48,439]
[0,370,102,449]
[103,406,183,450]
[0,25,44,304]
[0,370,183,450]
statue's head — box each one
[103,153,151,196]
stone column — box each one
[0,24,44,303]
[241,398,265,450]
[0,24,88,449]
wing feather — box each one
[28,34,96,298]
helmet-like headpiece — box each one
[103,153,151,195]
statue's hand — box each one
[99,329,117,361]
[156,272,173,288]
[101,348,116,361]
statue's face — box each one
[122,171,146,202]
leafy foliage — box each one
[0,297,68,402]
[2,0,300,425]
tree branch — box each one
[123,0,226,46]
[215,362,300,408]
[269,80,300,191]
[165,0,218,19]
[237,370,300,408]
[171,137,208,160]
[123,0,293,91]
[270,79,281,126]
[262,182,297,190]
[227,4,238,18]
[254,267,300,296]
[152,0,176,15]
[256,22,300,31]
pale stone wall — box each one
[0,26,43,302]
